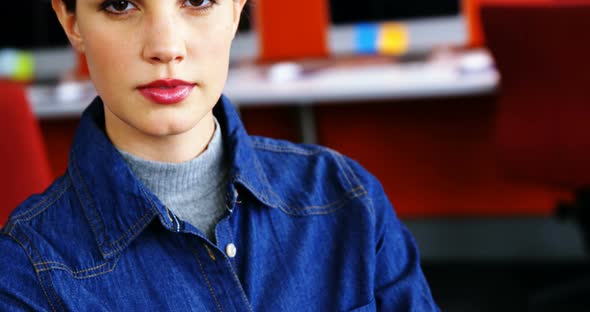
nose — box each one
[142,12,187,65]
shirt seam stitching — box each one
[71,153,108,251]
[5,179,71,235]
[34,256,121,279]
[102,208,157,258]
[329,150,355,190]
[334,152,374,216]
[5,230,64,312]
[251,141,324,155]
[190,244,224,312]
[274,192,368,217]
[9,178,70,223]
[108,203,156,246]
[247,145,370,215]
[265,183,367,215]
[72,152,158,258]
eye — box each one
[184,0,213,9]
[102,0,137,14]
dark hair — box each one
[62,0,76,13]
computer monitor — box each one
[231,0,467,61]
[328,0,466,56]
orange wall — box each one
[254,0,329,61]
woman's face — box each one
[53,0,246,138]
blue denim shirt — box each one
[0,96,438,311]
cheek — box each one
[80,25,136,86]
[186,17,234,90]
[197,22,234,70]
[190,13,235,59]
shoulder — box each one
[2,175,83,269]
[0,233,52,310]
[4,175,73,234]
[249,135,385,217]
[0,233,30,270]
[250,135,372,193]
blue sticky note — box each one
[356,23,378,54]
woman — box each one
[0,0,439,310]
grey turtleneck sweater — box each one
[116,118,228,243]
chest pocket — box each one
[34,254,120,279]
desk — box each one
[226,49,498,106]
[28,48,499,142]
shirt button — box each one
[226,243,237,258]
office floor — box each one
[423,261,590,312]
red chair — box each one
[0,81,52,225]
[482,2,590,310]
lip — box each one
[137,79,195,105]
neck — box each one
[104,109,216,163]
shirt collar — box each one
[213,95,280,209]
[68,95,278,259]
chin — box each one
[142,118,199,137]
[125,94,213,137]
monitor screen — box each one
[330,0,461,24]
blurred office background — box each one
[2,0,590,311]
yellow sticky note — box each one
[378,23,409,56]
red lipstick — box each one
[137,79,195,105]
